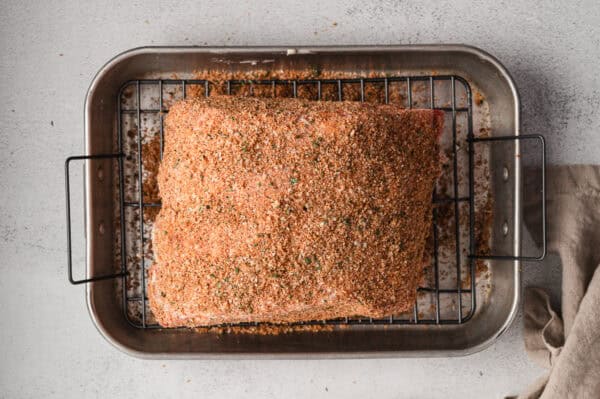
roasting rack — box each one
[66,75,546,329]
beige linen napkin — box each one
[517,165,600,398]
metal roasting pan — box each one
[69,45,545,358]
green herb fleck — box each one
[290,177,298,185]
[209,273,216,279]
[304,256,312,265]
[234,267,240,274]
[271,273,281,279]
[310,64,322,77]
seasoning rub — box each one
[149,96,443,327]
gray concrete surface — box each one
[0,0,597,397]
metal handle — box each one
[65,154,125,284]
[468,134,546,261]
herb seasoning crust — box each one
[149,96,443,327]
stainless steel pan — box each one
[66,45,545,358]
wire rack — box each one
[108,75,487,329]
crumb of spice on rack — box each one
[474,91,485,106]
[193,323,335,335]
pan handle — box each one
[65,154,125,285]
[468,134,547,261]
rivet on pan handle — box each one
[468,134,547,261]
[65,154,125,284]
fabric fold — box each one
[517,165,600,398]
